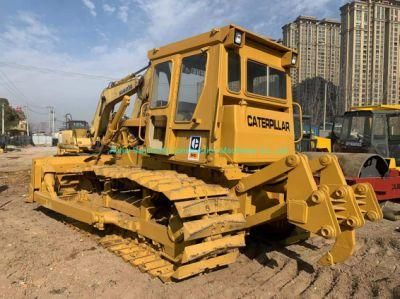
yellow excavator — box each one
[90,68,150,147]
[28,25,382,281]
[57,70,148,155]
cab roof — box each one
[350,105,400,111]
[345,110,400,116]
[147,24,296,60]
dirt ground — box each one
[0,147,399,299]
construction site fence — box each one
[0,135,33,148]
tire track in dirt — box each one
[323,271,352,298]
[279,270,314,297]
[224,249,288,298]
[277,248,317,297]
[300,268,335,298]
[236,244,317,298]
[254,259,299,297]
[322,271,343,297]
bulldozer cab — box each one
[333,110,400,164]
[142,24,298,166]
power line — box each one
[0,61,115,80]
[0,73,25,102]
[0,70,47,109]
[0,70,30,103]
[28,107,48,116]
[0,78,22,102]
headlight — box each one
[234,30,243,45]
[291,54,298,65]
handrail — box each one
[138,102,149,142]
[293,102,303,144]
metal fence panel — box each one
[0,135,33,147]
[32,135,53,146]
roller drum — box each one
[303,152,389,178]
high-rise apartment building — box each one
[340,0,400,110]
[283,16,341,124]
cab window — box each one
[247,60,268,96]
[333,116,343,137]
[269,67,286,99]
[228,50,241,92]
[340,117,350,140]
[247,60,286,99]
[341,115,372,140]
[176,53,207,121]
[151,61,172,108]
[372,115,386,140]
[389,115,400,140]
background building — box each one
[340,0,400,110]
[283,16,341,125]
[0,98,26,134]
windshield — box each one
[340,115,372,141]
[176,53,207,122]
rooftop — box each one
[283,16,340,28]
[148,24,295,60]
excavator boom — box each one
[91,72,144,142]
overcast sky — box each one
[0,0,348,126]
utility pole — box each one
[1,103,4,135]
[24,105,30,136]
[46,105,54,135]
[52,107,55,136]
[47,106,51,135]
[323,81,327,131]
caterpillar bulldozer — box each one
[28,25,382,282]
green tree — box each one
[0,98,22,133]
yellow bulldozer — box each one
[28,25,382,281]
